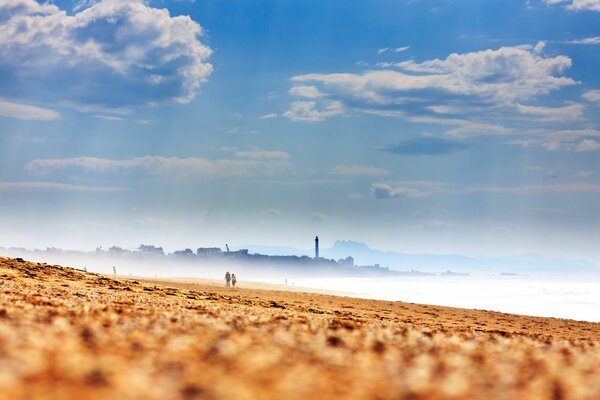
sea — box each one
[260,274,600,322]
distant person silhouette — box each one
[225,271,231,287]
[231,273,237,288]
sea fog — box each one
[3,248,600,322]
[259,275,600,323]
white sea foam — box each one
[265,275,600,322]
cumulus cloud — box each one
[370,183,428,199]
[283,101,344,122]
[544,0,600,11]
[294,44,574,106]
[286,43,576,132]
[0,0,212,109]
[0,98,59,120]
[26,154,290,178]
[330,165,391,177]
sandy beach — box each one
[1,256,599,399]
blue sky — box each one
[1,0,599,260]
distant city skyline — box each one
[1,0,600,262]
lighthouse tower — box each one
[314,236,319,259]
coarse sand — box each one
[0,256,599,400]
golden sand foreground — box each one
[0,256,599,400]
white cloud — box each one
[330,165,391,177]
[545,0,600,11]
[566,36,600,44]
[283,101,344,122]
[370,183,428,199]
[293,44,574,106]
[405,116,511,138]
[577,170,594,177]
[264,208,282,216]
[14,135,47,143]
[378,46,409,54]
[224,149,291,161]
[289,85,324,99]
[576,139,600,152]
[25,155,290,178]
[509,128,600,151]
[0,98,58,120]
[0,0,212,108]
[466,182,600,194]
[515,103,584,121]
[93,115,123,121]
[582,90,600,103]
[134,217,172,226]
[259,113,278,119]
[0,181,126,192]
[287,44,577,132]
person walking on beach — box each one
[231,273,237,288]
[225,271,231,287]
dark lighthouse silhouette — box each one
[314,236,319,259]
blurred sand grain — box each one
[0,256,599,400]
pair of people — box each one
[225,271,237,288]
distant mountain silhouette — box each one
[244,240,599,275]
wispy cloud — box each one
[283,101,344,122]
[582,90,600,103]
[565,36,600,44]
[289,85,324,99]
[544,0,600,12]
[576,139,600,152]
[509,128,600,151]
[222,148,291,160]
[0,99,58,121]
[259,113,278,119]
[378,46,410,54]
[26,155,291,178]
[370,183,429,199]
[0,181,127,192]
[515,103,584,121]
[330,165,391,177]
[93,115,123,121]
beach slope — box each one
[0,256,599,399]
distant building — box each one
[226,249,249,257]
[315,236,319,259]
[138,244,164,256]
[108,246,128,255]
[197,247,222,256]
[173,248,195,257]
[337,256,354,267]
